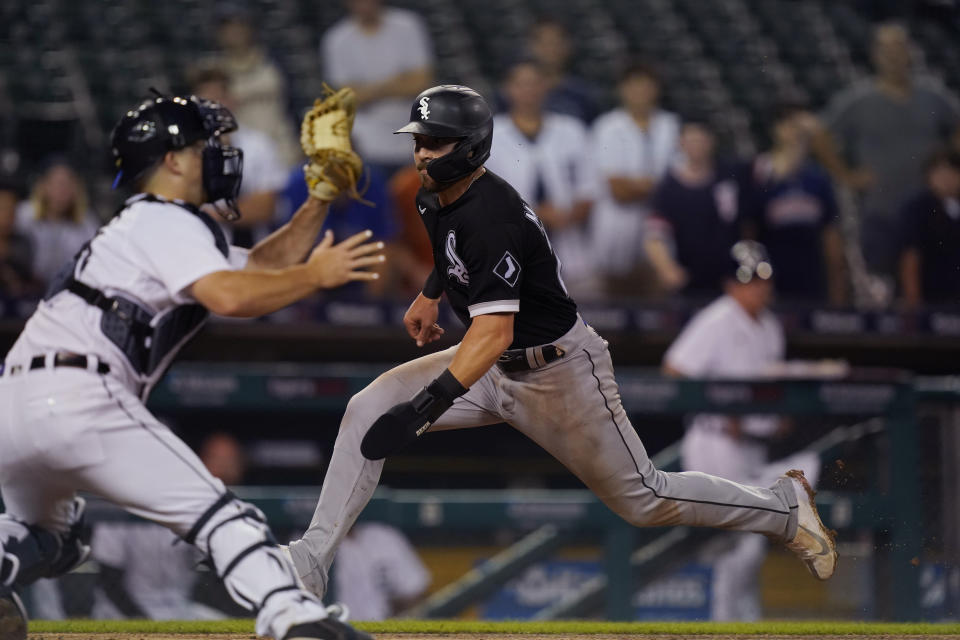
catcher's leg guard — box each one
[0,499,90,640]
[0,516,63,589]
[184,493,329,639]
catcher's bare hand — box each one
[404,292,445,347]
[308,229,385,289]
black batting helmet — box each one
[110,94,244,218]
[394,85,493,183]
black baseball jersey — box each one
[418,170,578,349]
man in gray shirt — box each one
[817,22,960,277]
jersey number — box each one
[523,204,569,295]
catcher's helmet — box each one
[394,85,493,183]
[729,240,774,283]
[110,94,243,219]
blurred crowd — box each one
[2,0,959,320]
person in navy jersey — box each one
[279,165,396,301]
[744,106,846,304]
[644,118,742,299]
[898,148,960,308]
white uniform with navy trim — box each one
[665,295,819,620]
[0,194,329,636]
[7,194,248,396]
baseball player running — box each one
[0,94,380,640]
[285,85,838,600]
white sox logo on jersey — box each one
[493,251,521,287]
[418,97,431,120]
[445,230,469,285]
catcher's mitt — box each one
[300,85,366,203]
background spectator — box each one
[485,59,600,299]
[0,175,39,299]
[387,166,437,298]
[590,62,680,297]
[815,22,960,279]
[190,66,289,247]
[663,240,819,621]
[898,149,960,308]
[199,431,248,487]
[745,106,846,305]
[278,164,396,301]
[644,119,741,299]
[331,521,430,621]
[212,10,301,168]
[321,0,434,176]
[15,157,100,288]
[524,19,600,123]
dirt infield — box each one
[27,635,960,640]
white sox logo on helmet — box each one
[418,97,431,120]
[445,230,468,285]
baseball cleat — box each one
[0,590,27,640]
[784,469,837,580]
[282,618,373,640]
[279,544,307,591]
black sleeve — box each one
[459,220,524,317]
[97,564,147,618]
[422,268,443,299]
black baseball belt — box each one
[497,344,566,373]
[1,352,110,377]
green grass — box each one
[28,619,960,635]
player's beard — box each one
[418,164,458,193]
[417,165,441,192]
[419,165,461,193]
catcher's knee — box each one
[183,493,295,610]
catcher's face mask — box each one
[202,137,244,221]
[194,97,244,221]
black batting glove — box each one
[360,369,467,460]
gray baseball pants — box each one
[289,317,799,596]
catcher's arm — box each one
[247,85,369,270]
[247,197,330,270]
[190,230,384,318]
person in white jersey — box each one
[485,59,600,299]
[589,62,680,293]
[321,0,434,175]
[663,240,820,621]
[0,93,382,640]
[331,522,430,620]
